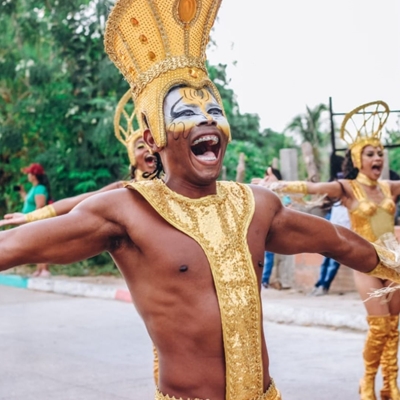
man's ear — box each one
[143,129,162,153]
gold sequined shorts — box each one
[155,378,281,400]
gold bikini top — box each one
[125,179,264,400]
[348,180,395,242]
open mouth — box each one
[145,154,156,166]
[372,164,382,172]
[191,135,220,161]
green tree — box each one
[384,124,400,175]
[285,103,329,180]
[0,0,128,217]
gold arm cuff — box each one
[367,243,400,284]
[366,262,400,285]
[25,205,57,223]
[269,181,307,195]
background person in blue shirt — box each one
[17,163,52,277]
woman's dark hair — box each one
[329,153,345,181]
[142,152,164,180]
[129,165,137,180]
[36,173,52,203]
[342,149,359,180]
[268,166,282,181]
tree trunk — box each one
[235,152,245,183]
[301,141,320,182]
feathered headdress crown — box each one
[114,89,142,167]
[340,100,390,168]
[105,0,229,148]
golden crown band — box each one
[109,55,207,99]
[104,0,226,147]
[350,138,383,170]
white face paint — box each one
[163,86,230,140]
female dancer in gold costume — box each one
[259,100,400,400]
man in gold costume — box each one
[2,2,400,400]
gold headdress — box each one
[114,89,142,166]
[104,0,229,148]
[340,100,389,169]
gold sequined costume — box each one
[125,179,278,400]
[348,180,396,242]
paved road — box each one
[0,286,380,399]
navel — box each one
[179,265,189,272]
[258,261,263,268]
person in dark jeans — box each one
[262,251,275,289]
[309,201,350,296]
[261,166,292,289]
[311,256,340,295]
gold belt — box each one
[155,378,282,400]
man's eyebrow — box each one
[207,101,221,108]
[175,101,221,110]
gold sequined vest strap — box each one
[126,179,263,400]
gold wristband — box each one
[25,205,57,223]
[269,181,307,195]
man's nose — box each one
[198,115,217,126]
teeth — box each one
[197,155,217,161]
[192,135,219,146]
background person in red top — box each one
[17,163,52,277]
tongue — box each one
[197,150,216,160]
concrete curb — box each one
[0,274,132,303]
[1,274,367,332]
[262,303,368,332]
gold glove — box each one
[268,181,307,195]
[25,205,57,222]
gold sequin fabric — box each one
[127,179,264,400]
[104,0,229,147]
[113,89,142,167]
[25,204,57,222]
[154,379,282,400]
[348,180,395,242]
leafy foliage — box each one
[285,103,330,179]
[0,0,128,216]
[0,1,299,273]
[384,124,400,174]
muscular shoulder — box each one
[248,184,283,215]
[70,188,145,247]
[74,187,143,220]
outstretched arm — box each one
[266,197,379,273]
[252,168,344,199]
[0,181,124,227]
[0,191,126,271]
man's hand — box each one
[0,213,27,228]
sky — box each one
[207,0,400,137]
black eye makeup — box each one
[207,107,223,116]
